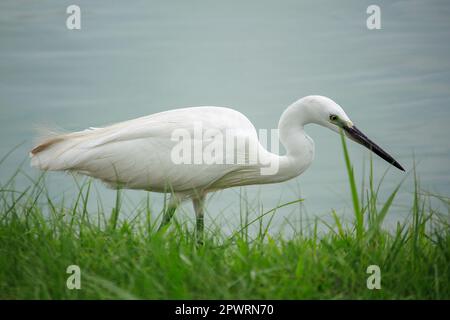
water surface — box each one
[1,0,450,233]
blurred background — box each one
[1,0,449,234]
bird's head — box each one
[293,95,405,171]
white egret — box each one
[30,95,404,239]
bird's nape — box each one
[343,125,405,172]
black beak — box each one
[343,125,405,172]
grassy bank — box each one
[0,138,449,299]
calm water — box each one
[1,0,450,233]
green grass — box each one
[0,137,449,299]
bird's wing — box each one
[30,106,260,192]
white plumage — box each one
[31,106,272,192]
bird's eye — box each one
[329,115,338,121]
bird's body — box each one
[30,105,312,196]
[30,95,404,239]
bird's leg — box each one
[158,195,181,231]
[192,194,206,244]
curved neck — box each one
[278,100,313,153]
[256,102,315,183]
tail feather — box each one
[30,128,98,171]
[30,137,65,155]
